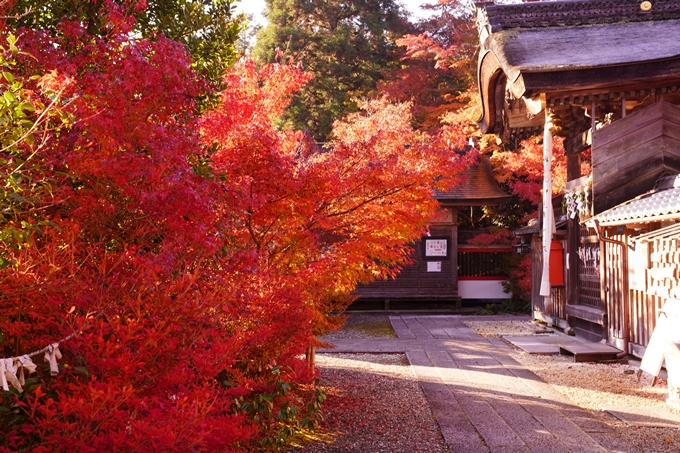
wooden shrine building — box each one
[354,156,511,308]
[476,0,680,354]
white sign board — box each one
[427,261,442,272]
[425,239,448,257]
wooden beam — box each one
[545,82,680,107]
[565,304,607,326]
[505,102,545,129]
[533,310,570,330]
[522,59,680,95]
[477,50,505,135]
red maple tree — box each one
[0,2,472,450]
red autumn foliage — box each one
[468,227,515,247]
[503,253,533,307]
[491,135,567,207]
[0,3,472,450]
[200,59,474,330]
[380,0,478,131]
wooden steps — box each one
[559,342,621,362]
[504,334,622,362]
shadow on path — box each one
[320,315,644,453]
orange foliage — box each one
[380,0,478,131]
[491,136,567,207]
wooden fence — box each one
[531,236,566,322]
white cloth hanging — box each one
[44,343,62,376]
[0,355,39,392]
[0,319,83,393]
[0,359,8,391]
[17,355,37,387]
[575,196,584,218]
[540,114,556,297]
[4,358,22,392]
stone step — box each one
[559,342,621,362]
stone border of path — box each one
[319,315,645,453]
[604,406,680,429]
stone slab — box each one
[587,432,645,453]
[604,406,680,428]
[503,335,563,354]
[504,335,622,362]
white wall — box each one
[458,280,509,299]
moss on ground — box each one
[341,315,397,338]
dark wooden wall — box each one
[592,101,680,213]
[354,225,458,301]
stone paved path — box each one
[320,315,644,453]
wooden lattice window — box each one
[458,248,512,279]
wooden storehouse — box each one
[354,156,511,308]
[475,0,680,354]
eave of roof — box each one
[588,176,680,226]
[482,0,680,33]
[476,0,680,134]
[496,20,680,78]
[513,213,568,236]
[434,155,511,205]
[514,223,539,236]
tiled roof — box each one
[513,222,539,236]
[591,176,680,226]
[479,1,680,74]
[513,212,568,237]
[476,0,680,136]
[497,19,680,74]
[435,156,511,205]
[482,0,680,32]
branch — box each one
[7,85,74,173]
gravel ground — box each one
[465,319,541,337]
[291,316,680,453]
[287,353,449,453]
[464,319,680,453]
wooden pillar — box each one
[540,114,554,311]
[564,111,591,312]
[566,148,582,307]
[451,208,460,308]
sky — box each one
[234,0,437,29]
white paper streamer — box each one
[0,359,8,391]
[540,115,555,298]
[44,343,62,376]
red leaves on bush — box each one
[0,4,471,451]
[491,136,567,207]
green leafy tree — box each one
[0,34,71,268]
[254,0,412,141]
[10,0,244,87]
